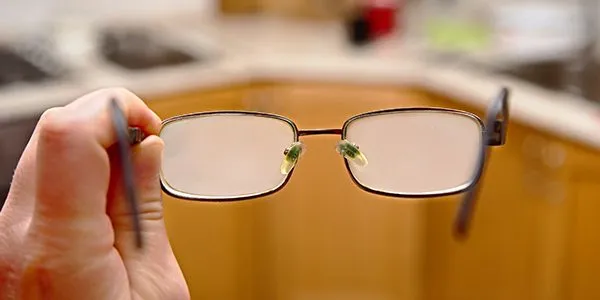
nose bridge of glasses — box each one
[280,130,368,175]
[285,129,368,171]
[298,128,343,136]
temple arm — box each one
[110,99,146,249]
[454,87,510,239]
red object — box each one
[365,0,401,38]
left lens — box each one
[343,109,483,196]
[159,113,296,200]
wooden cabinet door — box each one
[146,83,436,300]
[148,83,598,300]
[566,179,600,300]
[416,93,574,300]
[145,85,258,299]
[562,145,600,300]
[243,83,438,300]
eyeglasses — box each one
[113,87,510,248]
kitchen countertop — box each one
[1,15,600,151]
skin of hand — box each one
[0,88,189,300]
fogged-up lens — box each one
[343,110,483,196]
[159,113,297,200]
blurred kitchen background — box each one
[2,0,600,299]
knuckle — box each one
[37,107,82,144]
[98,87,134,99]
[94,87,149,115]
[97,87,141,105]
[139,197,164,221]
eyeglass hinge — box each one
[487,120,506,146]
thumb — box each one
[108,135,188,297]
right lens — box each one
[159,113,297,200]
[343,109,483,196]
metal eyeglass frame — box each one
[113,87,510,247]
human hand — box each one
[0,88,189,299]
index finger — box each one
[64,88,161,148]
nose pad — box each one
[280,141,306,175]
[336,139,368,168]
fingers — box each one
[64,88,161,148]
[5,88,160,232]
[108,135,188,298]
[27,88,160,241]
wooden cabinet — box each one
[145,82,600,300]
[144,85,254,299]
[144,82,436,300]
[413,90,600,300]
[418,123,573,300]
[561,142,600,299]
[143,84,255,119]
[243,82,436,300]
[219,0,353,20]
[566,179,600,300]
[219,0,262,14]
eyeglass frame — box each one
[118,87,510,242]
[159,107,489,201]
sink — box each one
[495,61,564,91]
[0,46,56,87]
[490,58,600,102]
[98,29,199,71]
